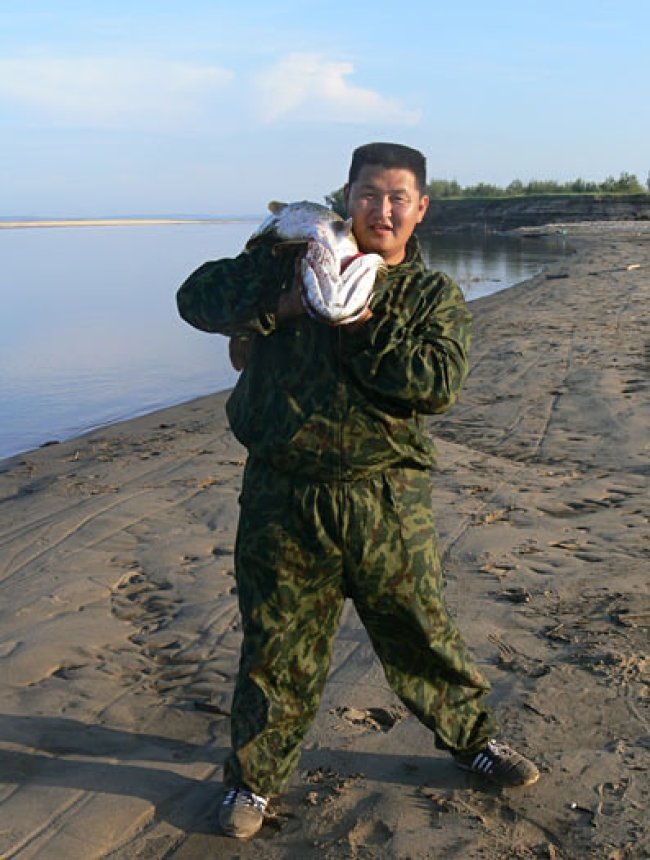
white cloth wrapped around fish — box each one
[246,201,386,325]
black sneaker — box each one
[218,787,269,838]
[453,739,540,787]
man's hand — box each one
[341,305,373,332]
[276,260,307,322]
[229,336,252,371]
[276,242,376,327]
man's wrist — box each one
[277,286,305,321]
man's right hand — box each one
[229,336,252,371]
[342,305,374,331]
[276,259,307,322]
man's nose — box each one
[372,194,392,219]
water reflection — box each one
[418,231,569,300]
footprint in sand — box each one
[333,706,407,733]
[108,568,238,713]
[488,633,550,678]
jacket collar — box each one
[387,234,425,274]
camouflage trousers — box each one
[224,457,497,797]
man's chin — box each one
[357,235,393,257]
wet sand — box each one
[0,224,648,858]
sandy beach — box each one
[1,224,648,859]
[0,218,248,230]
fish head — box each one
[246,200,358,265]
[245,201,289,249]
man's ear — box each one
[417,194,430,223]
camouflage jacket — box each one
[176,236,472,480]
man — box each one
[176,142,539,840]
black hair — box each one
[348,142,427,192]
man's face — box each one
[345,165,429,265]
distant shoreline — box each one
[0,217,257,230]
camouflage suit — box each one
[177,236,497,797]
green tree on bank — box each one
[447,171,645,198]
[326,171,647,214]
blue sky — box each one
[1,0,648,216]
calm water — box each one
[0,223,567,461]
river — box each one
[0,222,568,460]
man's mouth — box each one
[371,223,392,234]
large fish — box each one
[246,200,385,325]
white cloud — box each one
[254,53,421,125]
[0,57,234,128]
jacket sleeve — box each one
[340,275,472,415]
[176,244,295,337]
